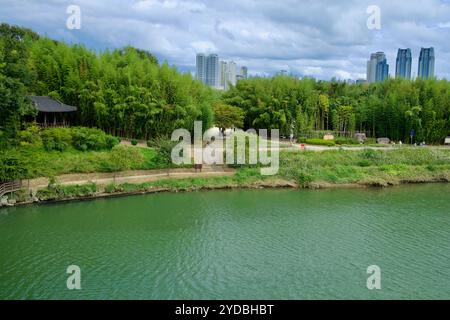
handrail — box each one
[0,180,23,197]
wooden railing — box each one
[0,180,23,197]
[37,122,69,129]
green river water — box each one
[0,184,449,299]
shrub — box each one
[106,135,121,149]
[104,183,118,193]
[41,128,72,151]
[18,124,42,146]
[305,139,335,146]
[109,145,145,172]
[361,149,382,160]
[357,160,371,167]
[37,182,97,200]
[71,127,119,151]
[151,138,178,166]
[0,151,29,181]
[335,137,359,145]
[131,139,138,146]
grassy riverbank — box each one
[279,147,450,187]
[2,145,167,179]
[5,147,449,206]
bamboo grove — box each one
[222,76,450,143]
[1,23,450,146]
[0,23,216,145]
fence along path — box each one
[0,181,22,197]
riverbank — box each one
[3,175,450,208]
[2,147,449,208]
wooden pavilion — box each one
[29,96,77,128]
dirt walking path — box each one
[27,166,236,192]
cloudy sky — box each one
[1,0,450,80]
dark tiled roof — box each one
[29,96,77,113]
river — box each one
[0,184,449,299]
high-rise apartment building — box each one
[367,52,389,83]
[227,61,237,87]
[418,47,435,79]
[196,53,220,87]
[240,66,248,79]
[219,61,228,89]
[206,54,220,87]
[366,53,377,83]
[218,60,238,90]
[197,54,247,89]
[196,53,206,83]
[395,48,412,80]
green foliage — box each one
[0,23,215,146]
[278,148,450,186]
[37,182,97,201]
[41,128,72,151]
[109,145,144,172]
[130,139,138,146]
[0,150,29,182]
[305,139,335,146]
[149,138,178,166]
[18,124,42,146]
[361,149,384,161]
[223,77,450,144]
[0,140,175,181]
[334,137,360,145]
[213,103,245,133]
[25,34,215,139]
[37,127,119,152]
[71,127,119,151]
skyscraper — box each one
[196,53,206,83]
[227,61,237,87]
[366,53,377,83]
[219,61,228,89]
[395,48,412,80]
[367,52,389,83]
[240,66,248,79]
[218,60,238,90]
[418,47,435,79]
[196,53,221,87]
[206,54,220,88]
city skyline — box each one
[196,53,247,89]
[0,0,450,80]
[366,47,436,83]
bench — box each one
[377,138,390,145]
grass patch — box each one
[277,148,450,186]
[4,145,182,179]
[36,183,97,201]
[305,139,336,146]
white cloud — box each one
[0,0,449,79]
